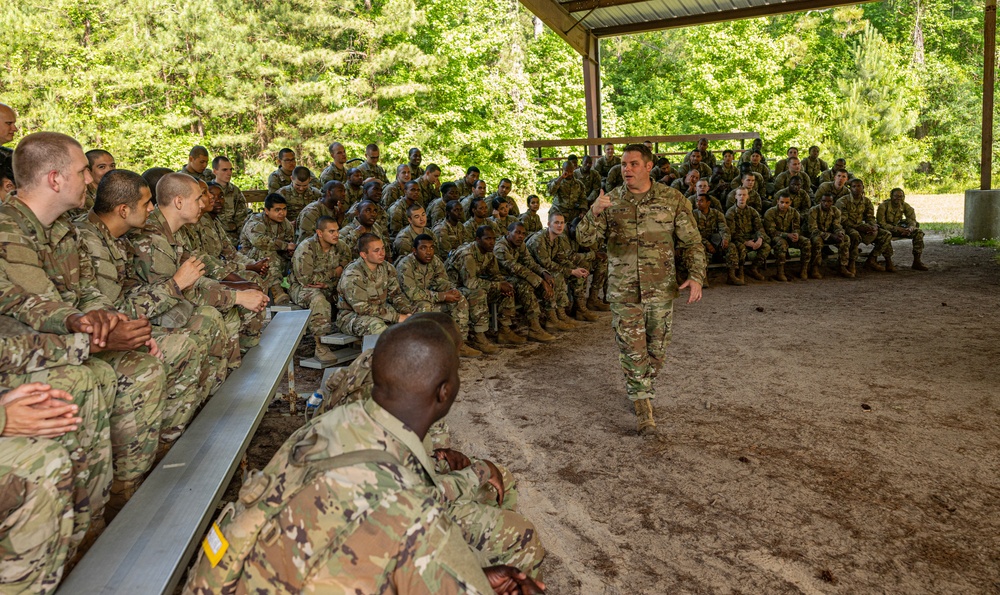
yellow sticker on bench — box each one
[202,522,229,568]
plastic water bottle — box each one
[305,392,323,419]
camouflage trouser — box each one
[289,287,335,338]
[92,351,166,482]
[337,311,394,337]
[810,234,852,266]
[892,229,925,254]
[151,327,209,444]
[733,238,770,267]
[568,253,593,302]
[508,277,541,322]
[256,252,287,293]
[700,237,740,269]
[457,288,491,334]
[0,360,115,550]
[0,437,75,594]
[589,250,609,299]
[541,274,570,310]
[448,490,544,580]
[610,301,674,402]
[412,297,470,336]
[771,236,812,264]
[238,306,265,353]
[186,306,233,395]
[847,227,893,260]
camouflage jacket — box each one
[747,161,772,182]
[277,184,322,225]
[392,225,434,263]
[453,178,474,199]
[319,162,347,185]
[296,200,338,244]
[344,183,364,215]
[432,220,468,259]
[693,208,730,244]
[594,154,620,178]
[336,258,412,322]
[772,171,811,193]
[835,195,877,231]
[445,242,505,293]
[178,164,215,184]
[175,215,241,278]
[876,200,920,234]
[676,162,712,180]
[486,192,520,217]
[289,236,350,296]
[604,165,623,192]
[718,163,740,184]
[574,168,602,204]
[577,182,706,302]
[683,149,717,168]
[240,212,294,262]
[201,214,254,269]
[803,156,828,181]
[814,181,851,204]
[408,163,425,179]
[339,221,390,260]
[426,197,448,228]
[213,181,248,238]
[381,181,406,210]
[519,211,542,234]
[416,177,440,207]
[774,187,814,217]
[808,205,845,237]
[0,198,114,334]
[725,188,764,214]
[547,175,587,221]
[763,207,803,240]
[0,326,89,376]
[266,169,291,193]
[526,229,574,278]
[488,215,518,238]
[357,161,389,184]
[396,253,456,304]
[463,217,491,241]
[494,236,545,287]
[725,205,765,242]
[387,197,415,239]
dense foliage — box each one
[0,0,989,197]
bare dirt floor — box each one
[242,232,1000,594]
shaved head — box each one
[155,172,200,206]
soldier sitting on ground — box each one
[336,233,413,337]
[290,216,351,363]
[877,187,929,271]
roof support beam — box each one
[519,0,597,59]
[582,34,601,151]
[560,0,653,14]
[982,0,996,190]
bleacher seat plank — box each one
[300,346,362,369]
[320,332,361,346]
[57,310,310,595]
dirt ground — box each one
[239,232,999,594]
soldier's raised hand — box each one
[592,190,611,216]
[483,565,546,594]
[173,257,206,291]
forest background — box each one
[0,0,988,200]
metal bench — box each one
[299,332,363,369]
[57,310,310,595]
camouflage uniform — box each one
[381,180,406,210]
[576,182,706,402]
[265,169,289,193]
[339,221,390,260]
[526,229,581,309]
[547,175,588,223]
[675,161,712,181]
[387,197,415,239]
[803,156,828,184]
[763,207,811,265]
[336,259,413,336]
[319,162,347,185]
[692,208,738,267]
[409,163,425,179]
[277,184,322,227]
[725,187,764,214]
[133,209,259,356]
[357,161,389,184]
[463,217,491,241]
[396,253,470,335]
[488,215,519,239]
[725,205,771,267]
[199,214,258,274]
[77,213,222,441]
[426,197,448,228]
[453,178,475,200]
[175,216,241,279]
[184,398,511,594]
[445,243,512,333]
[836,194,893,262]
[807,204,852,267]
[877,199,924,255]
[519,211,542,234]
[0,436,75,594]
[495,234,555,319]
[289,236,351,339]
[594,154,620,178]
[604,164,624,193]
[178,165,215,185]
[343,183,364,217]
[574,168,603,205]
[214,181,248,246]
[0,199,165,482]
[688,195,724,213]
[486,192,520,217]
[683,149,717,168]
[814,181,851,203]
[416,177,440,208]
[432,219,469,260]
[392,225,434,263]
[774,187,814,219]
[296,200,337,244]
[718,163,740,185]
[240,212,294,293]
[772,171,812,194]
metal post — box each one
[983,0,996,190]
[582,35,601,156]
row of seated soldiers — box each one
[0,132,274,593]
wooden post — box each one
[983,0,996,190]
[583,34,601,156]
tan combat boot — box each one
[839,264,855,278]
[799,261,809,280]
[774,262,788,282]
[848,258,857,276]
[469,332,499,354]
[633,399,656,436]
[587,286,611,311]
[527,318,557,343]
[748,264,765,281]
[810,254,824,279]
[458,342,483,358]
[271,287,291,305]
[727,267,744,286]
[497,326,526,345]
[543,310,570,332]
[884,256,895,272]
[554,308,579,328]
[912,252,929,271]
[574,302,599,322]
[314,342,337,364]
[865,256,885,272]
[106,478,142,523]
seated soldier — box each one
[460,179,488,220]
[772,156,812,195]
[340,200,390,259]
[357,143,389,184]
[210,156,248,246]
[574,156,602,205]
[179,145,214,184]
[747,150,773,196]
[764,194,811,282]
[604,162,624,193]
[487,177,520,216]
[240,193,296,304]
[319,141,348,184]
[814,167,852,204]
[692,193,741,286]
[415,163,442,207]
[426,180,460,227]
[396,234,481,357]
[278,165,322,225]
[184,320,545,594]
[729,160,765,192]
[343,167,365,217]
[690,179,722,212]
[432,199,469,259]
[818,157,852,185]
[464,197,492,239]
[676,149,712,181]
[488,195,519,237]
[773,175,813,220]
[454,165,480,198]
[707,166,730,202]
[877,187,929,271]
[297,180,345,243]
[189,183,270,283]
[837,178,894,273]
[526,211,593,326]
[772,146,799,177]
[650,157,675,185]
[726,187,771,281]
[519,194,543,234]
[803,145,828,188]
[594,142,620,178]
[740,137,765,163]
[726,171,764,213]
[672,169,700,198]
[445,225,524,347]
[267,148,295,193]
[495,222,557,343]
[683,137,717,168]
[336,233,413,337]
[381,163,412,209]
[290,216,351,363]
[387,180,421,239]
[565,216,609,312]
[359,179,390,231]
[76,149,116,217]
[393,204,434,263]
[808,192,853,278]
[406,147,424,179]
[0,164,15,203]
[718,149,740,185]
